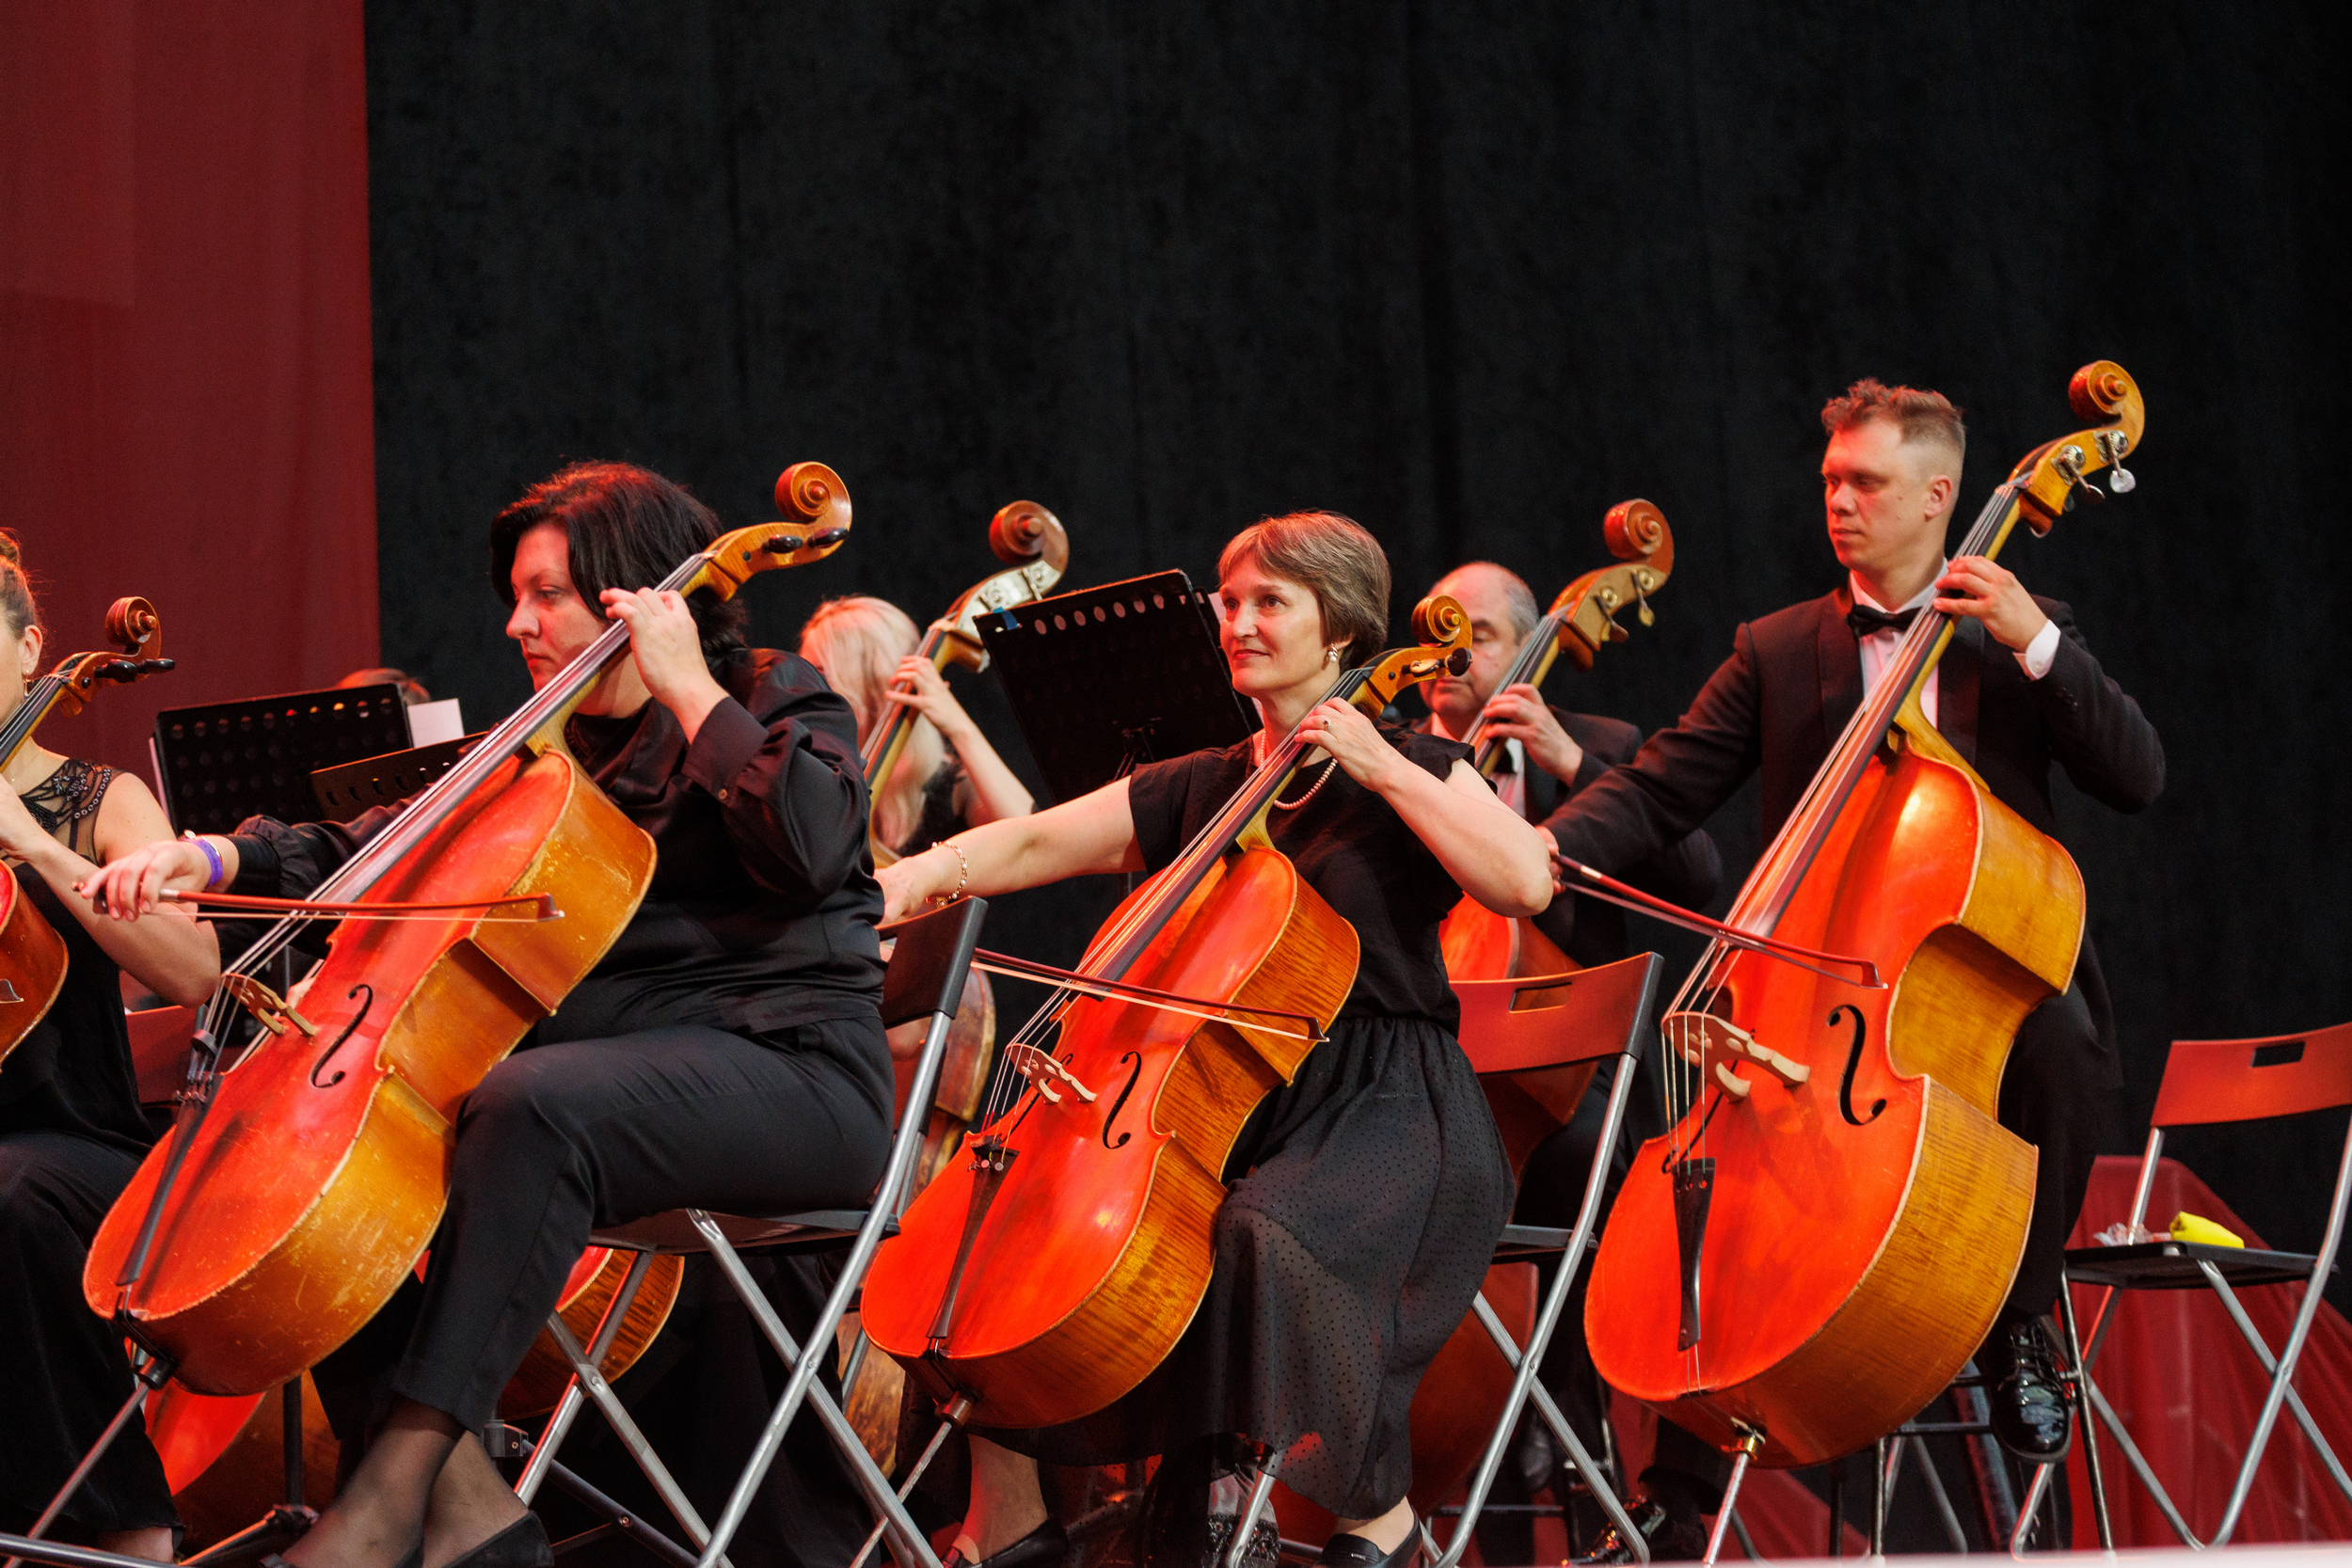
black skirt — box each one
[986,1013,1514,1519]
[0,1130,178,1534]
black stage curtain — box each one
[365,5,2350,1292]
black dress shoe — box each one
[1574,1498,1710,1565]
[940,1517,1070,1568]
[1984,1316,2074,1463]
[1321,1529,1418,1568]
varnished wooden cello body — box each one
[861,599,1472,1429]
[1438,500,1673,986]
[0,597,172,1065]
[1585,364,2146,1468]
[86,466,853,1395]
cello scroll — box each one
[2013,360,2145,531]
[1553,499,1676,671]
[679,461,855,600]
[1352,594,1472,715]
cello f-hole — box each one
[310,984,374,1088]
[1101,1052,1143,1150]
[1830,1005,1885,1127]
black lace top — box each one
[0,760,151,1150]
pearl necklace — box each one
[1254,729,1339,813]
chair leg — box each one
[514,1248,656,1506]
[2201,1262,2352,1530]
[693,1223,943,1568]
[1220,1452,1280,1568]
[1905,1435,1970,1553]
[2054,1275,2114,1550]
[541,1312,728,1565]
[848,1397,973,1568]
[1456,1293,1645,1568]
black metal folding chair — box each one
[504,896,990,1568]
[2018,1017,2352,1549]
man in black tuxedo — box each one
[1420,561,1721,960]
[1420,561,1728,1561]
[1542,380,2163,1530]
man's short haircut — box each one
[1435,562,1538,644]
[1821,378,1966,475]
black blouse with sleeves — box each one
[1122,723,1470,1027]
[228,649,885,1041]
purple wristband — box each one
[183,832,225,892]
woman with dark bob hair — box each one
[878,511,1553,1568]
[94,461,895,1568]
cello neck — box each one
[1467,613,1565,777]
[1727,478,2029,936]
[860,623,953,795]
[0,674,70,776]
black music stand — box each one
[310,734,482,821]
[976,571,1253,800]
[152,684,412,834]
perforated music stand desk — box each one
[152,685,410,835]
[976,570,1254,801]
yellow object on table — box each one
[2169,1211,2246,1248]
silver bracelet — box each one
[930,839,971,906]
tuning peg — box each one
[2099,429,2137,494]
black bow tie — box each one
[1846,602,1922,639]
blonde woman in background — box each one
[799,596,1034,855]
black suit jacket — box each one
[1540,587,2164,1058]
[1438,707,1723,968]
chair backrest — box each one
[126,1004,199,1105]
[878,896,989,1030]
[1453,952,1661,1077]
[2151,1020,2352,1129]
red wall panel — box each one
[0,0,376,787]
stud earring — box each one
[1324,647,1340,666]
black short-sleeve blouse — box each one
[1123,724,1470,1028]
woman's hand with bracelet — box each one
[82,833,229,920]
[877,843,957,922]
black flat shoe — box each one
[1321,1529,1418,1568]
[1984,1316,2074,1464]
[940,1517,1069,1568]
[1574,1498,1710,1565]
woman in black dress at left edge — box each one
[95,464,896,1568]
[0,531,220,1560]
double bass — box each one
[1438,500,1674,985]
[0,597,172,1063]
[860,598,1472,1428]
[1584,364,2146,1469]
[865,500,1070,1184]
[86,466,853,1393]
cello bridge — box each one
[223,974,318,1039]
[1661,1010,1810,1093]
[1007,1042,1097,1105]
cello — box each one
[860,598,1472,1429]
[865,500,1070,1183]
[843,501,1070,1466]
[85,465,853,1395]
[1583,363,2146,1471]
[1438,501,1674,985]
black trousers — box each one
[1996,981,2108,1319]
[0,1131,177,1535]
[316,1016,893,1439]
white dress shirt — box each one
[1851,563,2061,733]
